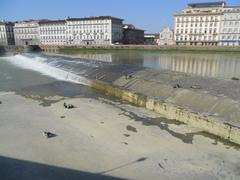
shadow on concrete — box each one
[99,157,147,175]
[0,156,125,180]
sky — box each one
[1,0,239,33]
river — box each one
[0,51,240,92]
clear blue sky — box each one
[1,0,239,33]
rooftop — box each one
[38,20,66,24]
[67,16,123,21]
[188,1,226,8]
[123,24,144,31]
[0,21,14,25]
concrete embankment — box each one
[65,63,240,145]
[39,45,240,53]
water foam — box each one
[5,54,90,85]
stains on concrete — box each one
[158,163,164,169]
[124,134,130,137]
[16,81,102,107]
[121,142,128,145]
[126,125,137,133]
[60,116,65,119]
[101,99,240,149]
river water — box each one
[0,51,240,91]
[67,51,240,79]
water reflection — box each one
[143,53,240,79]
[69,51,240,79]
[74,53,113,62]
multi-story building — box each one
[39,20,67,46]
[122,24,144,44]
[14,20,40,46]
[0,21,15,46]
[144,34,159,45]
[66,16,123,45]
[219,8,240,46]
[159,27,174,45]
[174,1,225,46]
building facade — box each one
[0,21,14,46]
[122,24,144,44]
[159,27,174,45]
[219,8,240,46]
[14,20,40,46]
[66,16,123,45]
[144,34,159,45]
[39,20,67,46]
[174,2,225,46]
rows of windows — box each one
[40,36,66,39]
[68,20,109,25]
[222,21,240,27]
[222,14,240,20]
[176,16,219,23]
[40,26,66,31]
[175,35,217,41]
[14,28,38,34]
[222,28,240,33]
[221,35,240,40]
[175,28,217,34]
[69,29,108,34]
[176,22,218,28]
[40,31,65,34]
[69,24,108,29]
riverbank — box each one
[39,52,240,145]
[1,85,240,179]
[52,45,240,54]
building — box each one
[122,24,144,44]
[39,20,67,46]
[66,16,123,45]
[159,27,174,45]
[0,21,15,46]
[14,20,40,46]
[144,34,159,45]
[174,1,226,46]
[219,8,240,46]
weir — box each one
[4,54,240,145]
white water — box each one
[4,54,91,86]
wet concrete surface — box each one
[16,81,102,107]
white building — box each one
[0,21,14,46]
[174,2,225,46]
[159,27,174,45]
[66,16,123,45]
[219,8,240,46]
[39,20,67,46]
[14,20,40,46]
